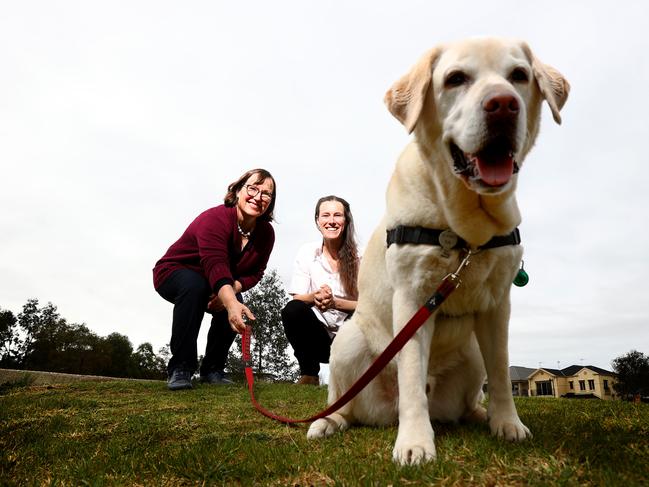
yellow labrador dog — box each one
[307,38,569,465]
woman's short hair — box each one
[224,168,276,222]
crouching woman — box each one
[153,168,276,390]
[282,195,360,385]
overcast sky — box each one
[1,1,648,373]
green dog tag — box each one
[513,261,529,287]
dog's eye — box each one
[510,68,529,83]
[445,71,468,88]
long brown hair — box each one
[315,195,359,299]
[224,168,276,222]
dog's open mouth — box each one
[451,137,519,188]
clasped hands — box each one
[314,284,335,312]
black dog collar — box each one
[386,225,521,250]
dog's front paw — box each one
[392,442,436,466]
[392,433,436,465]
[489,414,531,441]
[307,413,349,439]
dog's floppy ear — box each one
[384,48,441,133]
[522,43,570,125]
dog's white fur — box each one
[307,38,569,465]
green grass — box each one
[1,380,647,486]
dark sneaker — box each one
[200,370,234,385]
[167,368,193,391]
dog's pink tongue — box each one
[476,154,514,186]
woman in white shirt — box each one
[282,195,360,385]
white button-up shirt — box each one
[289,241,355,336]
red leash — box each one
[243,254,471,424]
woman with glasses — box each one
[153,168,276,390]
[282,195,360,385]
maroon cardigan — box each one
[153,205,274,294]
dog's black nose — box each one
[483,92,519,116]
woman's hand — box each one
[217,283,255,333]
[226,300,255,334]
[314,284,333,311]
[207,294,225,313]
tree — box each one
[6,298,170,379]
[100,332,136,378]
[612,350,649,399]
[0,308,19,367]
[58,323,104,374]
[227,269,298,382]
[17,299,69,370]
[132,343,167,379]
[157,344,171,367]
[15,299,101,374]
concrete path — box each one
[0,368,162,386]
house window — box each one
[603,380,609,390]
[536,381,553,396]
[569,381,574,390]
[588,379,595,390]
[579,380,586,391]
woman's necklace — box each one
[237,223,252,239]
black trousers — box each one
[281,299,333,376]
[156,268,239,376]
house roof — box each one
[509,366,536,381]
[561,365,615,376]
[501,365,617,383]
[539,368,565,377]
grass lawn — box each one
[1,378,647,486]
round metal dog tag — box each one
[439,230,458,250]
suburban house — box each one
[510,366,537,397]
[514,365,618,400]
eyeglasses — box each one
[244,184,273,202]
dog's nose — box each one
[483,92,519,116]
